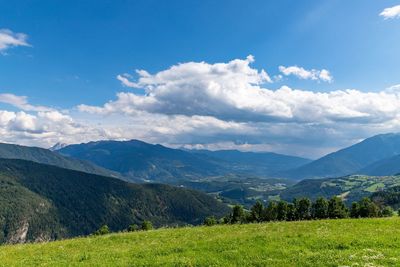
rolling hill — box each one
[1,218,400,266]
[371,186,400,210]
[280,174,400,203]
[178,174,295,207]
[0,158,229,244]
[284,133,400,179]
[0,142,121,179]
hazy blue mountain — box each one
[283,133,400,179]
[0,158,229,244]
[0,142,121,179]
[58,140,311,183]
[358,154,400,176]
[58,140,228,183]
[190,149,311,177]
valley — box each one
[2,3,399,265]
[2,133,400,245]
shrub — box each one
[203,216,217,226]
[93,225,110,235]
[128,224,139,232]
[141,221,153,231]
[380,206,393,217]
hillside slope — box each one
[0,159,229,244]
[190,149,311,177]
[284,133,400,179]
[1,218,399,266]
[280,175,400,203]
[359,154,400,176]
[0,142,121,179]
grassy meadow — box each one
[1,217,400,266]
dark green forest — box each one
[0,159,229,244]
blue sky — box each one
[1,0,400,158]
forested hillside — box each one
[280,175,400,203]
[0,142,121,179]
[0,159,229,244]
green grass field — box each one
[2,218,400,266]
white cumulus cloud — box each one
[3,57,400,158]
[0,94,52,112]
[0,29,30,53]
[279,65,333,82]
[80,57,400,126]
[380,5,400,19]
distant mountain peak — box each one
[49,142,68,151]
[283,132,400,179]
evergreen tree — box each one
[250,200,264,222]
[328,196,348,219]
[312,197,329,219]
[286,203,296,221]
[358,198,379,218]
[350,202,360,218]
[276,201,288,221]
[231,205,245,224]
[264,202,278,221]
[296,198,312,220]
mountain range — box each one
[283,133,400,179]
[190,149,311,177]
[57,133,400,182]
[3,132,400,244]
[57,140,310,183]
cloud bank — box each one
[82,57,397,127]
[3,57,400,158]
